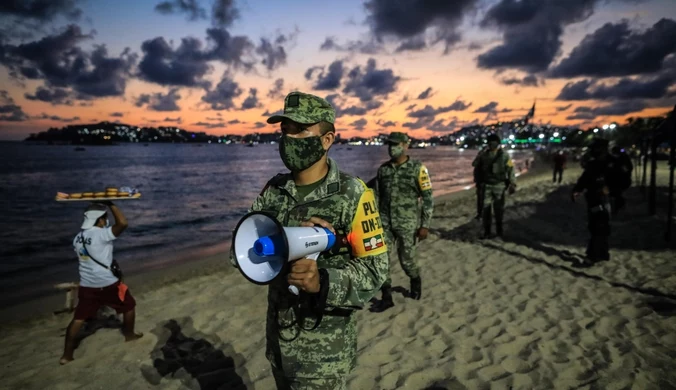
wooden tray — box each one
[56,193,142,202]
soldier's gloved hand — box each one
[288,259,320,293]
[416,227,429,241]
[508,184,516,195]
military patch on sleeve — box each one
[418,165,432,190]
[348,188,388,258]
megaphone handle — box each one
[288,252,320,295]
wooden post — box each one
[649,134,658,215]
[664,105,676,241]
[53,282,79,315]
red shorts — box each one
[74,281,136,320]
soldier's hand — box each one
[571,192,582,202]
[508,184,516,195]
[416,227,429,241]
[300,216,336,234]
[287,259,320,293]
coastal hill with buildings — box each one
[23,119,607,150]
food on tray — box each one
[56,192,69,199]
[118,192,130,197]
[105,187,118,192]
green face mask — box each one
[388,144,404,159]
[279,135,326,172]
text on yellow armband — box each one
[348,188,388,257]
[506,159,514,168]
[418,165,432,190]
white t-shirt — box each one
[73,227,120,288]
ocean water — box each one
[0,142,533,306]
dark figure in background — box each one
[609,146,633,215]
[572,138,614,266]
[553,150,567,184]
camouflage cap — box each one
[386,131,410,144]
[266,91,335,125]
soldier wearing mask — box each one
[229,92,389,389]
[472,134,516,239]
[572,138,614,265]
[371,132,434,312]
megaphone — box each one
[231,211,341,295]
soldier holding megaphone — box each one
[229,92,389,389]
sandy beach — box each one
[2,160,675,390]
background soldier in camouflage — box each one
[371,131,434,312]
[472,134,516,239]
[229,91,389,390]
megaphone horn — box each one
[231,211,341,295]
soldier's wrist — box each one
[311,268,330,313]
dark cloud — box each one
[408,100,472,119]
[363,0,479,53]
[0,90,29,121]
[110,112,124,117]
[135,88,181,111]
[24,86,73,105]
[473,101,499,113]
[193,121,225,128]
[241,88,261,110]
[406,104,417,111]
[252,121,266,128]
[549,18,676,78]
[163,116,181,123]
[154,0,238,28]
[228,119,239,124]
[256,30,297,72]
[556,104,572,112]
[349,118,367,131]
[211,0,239,28]
[565,101,648,120]
[324,93,383,118]
[319,37,384,55]
[477,0,598,73]
[267,78,285,100]
[417,87,434,100]
[154,0,206,21]
[500,74,540,87]
[35,113,80,122]
[137,28,254,88]
[376,119,397,127]
[0,25,138,100]
[307,60,345,91]
[201,73,242,110]
[342,58,400,102]
[556,62,676,101]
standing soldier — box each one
[572,138,614,265]
[472,134,516,239]
[371,131,434,312]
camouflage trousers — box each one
[272,365,347,390]
[382,224,420,288]
[482,184,506,212]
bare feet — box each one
[59,356,74,365]
[125,332,144,342]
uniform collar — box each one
[386,155,410,167]
[280,157,341,202]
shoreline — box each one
[2,156,551,325]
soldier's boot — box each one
[480,208,492,239]
[495,207,504,237]
[371,286,394,312]
[410,277,422,300]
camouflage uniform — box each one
[229,92,389,389]
[371,132,433,308]
[472,137,516,237]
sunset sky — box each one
[1,0,675,140]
